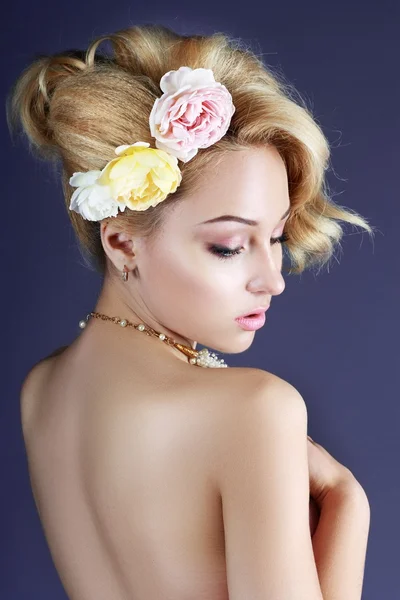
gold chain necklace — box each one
[78,312,228,368]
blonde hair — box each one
[6,23,375,276]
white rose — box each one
[69,171,127,221]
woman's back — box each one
[20,324,263,600]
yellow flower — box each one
[98,142,182,211]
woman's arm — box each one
[312,480,371,600]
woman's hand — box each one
[307,435,367,511]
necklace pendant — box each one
[194,348,228,368]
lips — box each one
[238,306,270,318]
[235,311,267,331]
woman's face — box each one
[103,144,291,355]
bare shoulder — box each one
[209,360,307,426]
[233,366,306,411]
[212,365,307,456]
[19,346,69,433]
[23,344,70,382]
[190,366,307,472]
[20,346,68,396]
[200,365,306,419]
[194,364,299,392]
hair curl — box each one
[6,23,375,276]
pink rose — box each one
[149,66,235,163]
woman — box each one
[8,24,372,599]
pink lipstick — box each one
[235,307,268,331]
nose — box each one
[246,248,286,297]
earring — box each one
[122,265,129,282]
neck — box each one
[92,273,198,359]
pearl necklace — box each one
[78,312,228,368]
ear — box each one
[100,220,139,272]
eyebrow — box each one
[197,206,291,227]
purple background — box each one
[2,1,399,598]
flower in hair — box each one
[69,66,235,221]
[69,170,127,221]
[69,142,182,220]
[97,142,182,209]
[149,66,236,163]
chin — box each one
[208,336,256,355]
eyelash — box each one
[209,232,290,260]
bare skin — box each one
[22,333,233,599]
[20,145,316,599]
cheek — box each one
[141,248,234,316]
